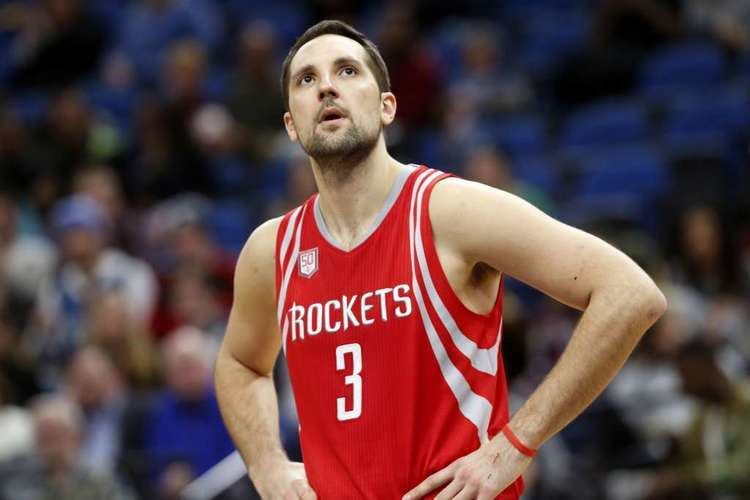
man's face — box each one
[34,413,79,470]
[60,227,102,264]
[284,35,393,163]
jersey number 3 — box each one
[336,343,362,421]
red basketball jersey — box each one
[275,166,523,499]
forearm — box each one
[508,280,666,449]
[214,349,288,475]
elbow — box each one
[642,282,667,325]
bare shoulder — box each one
[428,177,524,260]
[429,176,515,224]
[234,216,284,299]
[223,216,284,372]
[240,216,283,261]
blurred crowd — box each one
[0,0,748,499]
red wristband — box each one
[501,424,537,457]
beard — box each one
[300,118,380,177]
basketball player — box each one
[214,20,667,500]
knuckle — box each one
[456,467,472,482]
[466,473,483,488]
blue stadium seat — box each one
[512,155,559,195]
[576,146,668,200]
[559,98,649,149]
[661,86,750,148]
[207,200,255,255]
[639,40,725,97]
[562,146,668,231]
[516,13,589,75]
[500,0,586,21]
[482,115,547,158]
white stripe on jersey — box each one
[408,169,492,441]
[413,173,501,376]
[279,204,307,352]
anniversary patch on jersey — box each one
[298,247,319,278]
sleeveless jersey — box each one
[275,166,523,499]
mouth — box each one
[318,107,347,124]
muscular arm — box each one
[405,178,666,499]
[432,177,666,447]
[214,218,315,498]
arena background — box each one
[0,0,749,499]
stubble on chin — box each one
[302,120,380,178]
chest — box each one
[283,226,416,350]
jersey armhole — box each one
[420,175,504,320]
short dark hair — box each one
[280,20,391,111]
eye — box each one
[299,74,314,86]
[341,66,357,76]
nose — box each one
[318,74,339,101]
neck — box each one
[310,136,404,250]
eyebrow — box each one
[291,57,363,83]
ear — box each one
[380,92,397,126]
[283,111,298,142]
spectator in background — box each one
[229,20,285,163]
[162,39,209,132]
[684,0,750,51]
[118,0,223,84]
[161,40,214,186]
[128,97,194,205]
[190,103,253,197]
[167,208,234,301]
[450,24,532,115]
[669,205,750,374]
[594,0,683,56]
[377,3,442,132]
[7,0,107,90]
[166,265,227,353]
[648,340,750,499]
[462,146,554,213]
[0,394,133,500]
[30,88,122,194]
[125,40,215,203]
[72,164,141,256]
[143,328,234,499]
[65,346,130,478]
[31,87,90,188]
[0,309,40,407]
[0,373,34,463]
[86,290,160,391]
[607,303,696,464]
[0,105,37,196]
[0,191,56,330]
[671,205,746,297]
[146,196,234,337]
[554,0,683,107]
[30,195,158,386]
